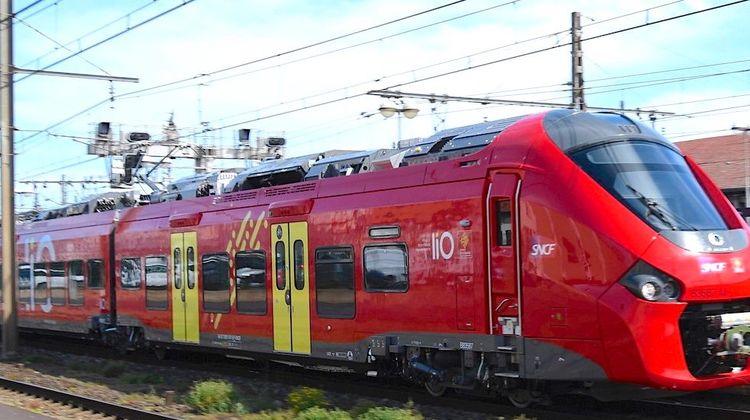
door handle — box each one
[181,289,186,302]
[285,289,291,306]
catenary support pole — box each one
[1,0,18,359]
[571,11,585,111]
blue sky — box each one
[10,0,750,209]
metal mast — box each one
[571,11,585,111]
[1,0,17,358]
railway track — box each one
[0,376,178,420]
[13,334,750,420]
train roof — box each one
[543,109,676,153]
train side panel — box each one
[14,213,116,335]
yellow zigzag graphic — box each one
[214,210,267,330]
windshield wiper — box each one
[625,184,698,231]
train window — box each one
[173,248,183,290]
[202,253,230,313]
[146,256,168,311]
[68,260,84,306]
[236,251,267,315]
[50,262,66,306]
[121,258,142,289]
[275,242,286,290]
[34,263,49,303]
[495,199,512,246]
[293,240,305,291]
[187,247,196,290]
[315,247,355,319]
[18,263,31,304]
[364,244,408,292]
[88,259,104,289]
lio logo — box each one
[432,231,455,260]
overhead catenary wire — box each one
[532,67,750,104]
[119,0,520,103]
[204,0,749,134]
[15,0,196,83]
[475,57,750,99]
[377,0,749,93]
[18,0,748,176]
[17,0,64,20]
[169,2,701,125]
[116,0,684,104]
[19,0,162,69]
[15,0,45,16]
[116,0,473,99]
[14,15,111,75]
[16,0,472,148]
[202,0,749,129]
[22,156,101,180]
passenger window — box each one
[173,248,182,290]
[33,263,49,303]
[496,199,512,246]
[202,253,230,313]
[88,259,105,289]
[364,244,408,292]
[236,251,267,315]
[146,256,168,310]
[187,247,196,289]
[18,263,31,304]
[275,242,286,290]
[68,260,84,306]
[50,262,66,305]
[315,247,354,319]
[293,240,305,291]
[120,258,142,289]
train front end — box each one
[540,110,750,392]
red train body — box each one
[5,109,750,404]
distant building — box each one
[677,133,749,214]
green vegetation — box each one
[357,406,424,420]
[296,407,353,420]
[186,379,239,414]
[179,382,428,419]
[287,386,328,413]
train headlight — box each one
[619,260,682,302]
[640,281,659,301]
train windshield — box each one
[571,140,727,232]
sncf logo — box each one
[531,243,556,256]
[701,262,726,273]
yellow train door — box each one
[170,232,200,343]
[271,222,311,354]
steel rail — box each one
[0,376,180,420]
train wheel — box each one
[425,377,448,397]
[507,389,533,408]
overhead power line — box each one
[16,0,196,83]
[16,0,477,149]
[20,0,161,69]
[13,15,111,75]
[17,0,64,20]
[15,0,44,16]
[379,0,749,92]
[367,90,674,115]
[118,0,472,99]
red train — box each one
[5,109,750,406]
